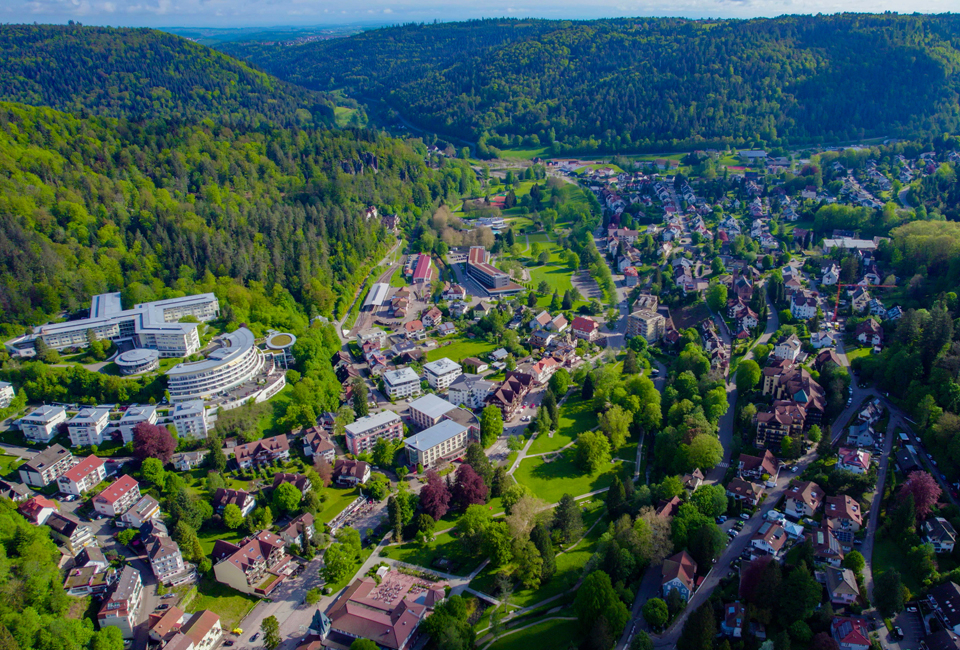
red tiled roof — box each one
[94,475,139,505]
[61,455,104,483]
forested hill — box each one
[0,24,337,128]
[222,14,960,154]
[0,102,481,333]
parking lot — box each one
[885,607,924,650]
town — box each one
[1,140,960,650]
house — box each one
[408,394,458,430]
[404,320,426,341]
[18,444,74,487]
[822,264,841,286]
[149,606,186,643]
[97,566,144,638]
[357,329,388,349]
[808,523,845,566]
[442,285,467,302]
[121,495,161,528]
[213,488,257,517]
[850,287,871,313]
[656,496,682,519]
[661,551,698,600]
[825,567,860,606]
[423,358,462,391]
[811,331,837,349]
[182,610,223,650]
[404,420,470,468]
[773,334,802,363]
[485,371,534,420]
[279,513,316,550]
[212,531,291,596]
[447,374,494,410]
[64,565,117,597]
[436,322,456,337]
[47,512,95,554]
[146,534,190,586]
[272,473,312,497]
[721,602,745,638]
[924,517,958,553]
[344,412,403,455]
[172,451,207,472]
[57,455,106,496]
[727,477,764,507]
[855,319,883,347]
[825,495,863,532]
[529,330,555,349]
[0,478,31,502]
[836,448,871,475]
[754,402,806,451]
[790,290,819,321]
[929,582,960,634]
[738,450,780,481]
[93,475,141,517]
[571,316,601,342]
[383,367,422,399]
[751,522,788,557]
[682,469,704,492]
[784,481,824,519]
[461,357,488,374]
[19,405,67,443]
[333,459,371,486]
[19,495,58,525]
[549,314,568,332]
[302,427,336,463]
[422,308,442,328]
[233,435,290,469]
[67,407,111,447]
[831,617,870,650]
[530,357,559,384]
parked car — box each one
[740,513,750,520]
[894,626,904,640]
[907,606,918,613]
[250,633,260,642]
[716,516,727,524]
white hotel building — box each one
[5,292,219,358]
[165,328,265,402]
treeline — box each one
[225,14,960,154]
[0,24,337,128]
[0,102,483,332]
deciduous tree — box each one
[133,422,177,463]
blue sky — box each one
[2,0,953,28]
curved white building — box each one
[115,349,160,375]
[165,328,264,402]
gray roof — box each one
[383,367,419,386]
[23,405,65,424]
[345,411,401,436]
[423,357,461,376]
[166,328,255,377]
[408,394,456,421]
[449,374,494,392]
[405,420,468,452]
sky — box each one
[2,0,955,28]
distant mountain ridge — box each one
[0,24,336,128]
[221,14,960,154]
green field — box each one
[426,336,497,363]
[514,451,622,504]
[334,106,360,127]
[487,617,579,650]
[0,453,23,477]
[186,577,258,632]
[390,267,407,288]
[497,147,550,161]
[380,530,483,576]
[872,536,922,594]
[845,346,873,362]
[526,393,595,455]
[317,487,362,525]
[197,527,246,555]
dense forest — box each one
[223,14,960,154]
[0,24,341,128]
[0,101,482,334]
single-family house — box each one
[661,551,697,601]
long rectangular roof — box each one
[364,283,391,308]
[345,411,401,436]
[404,420,467,452]
[408,394,456,421]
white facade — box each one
[166,328,264,402]
[170,401,210,439]
[67,408,111,447]
[0,382,14,409]
[423,358,462,391]
[404,420,469,468]
[383,367,422,399]
[20,405,67,443]
[447,374,494,409]
[116,405,158,444]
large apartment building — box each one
[627,310,666,342]
[57,455,107,496]
[19,444,74,487]
[67,408,111,447]
[212,531,291,596]
[344,411,403,455]
[423,358,462,391]
[382,367,422,399]
[169,400,210,439]
[233,435,290,469]
[116,405,158,444]
[98,566,144,639]
[147,534,190,586]
[19,405,66,443]
[93,475,141,517]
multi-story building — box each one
[408,394,457,430]
[0,381,14,409]
[465,246,523,295]
[120,495,161,528]
[825,495,863,532]
[751,522,789,558]
[19,405,66,443]
[46,512,95,554]
[447,374,495,409]
[279,513,316,550]
[301,427,335,463]
[57,455,106,496]
[182,610,223,650]
[783,481,824,520]
[63,565,117,597]
[754,401,806,451]
[485,371,534,420]
[147,535,188,585]
[404,420,469,469]
[19,444,74,487]
[924,517,958,554]
[382,367,422,399]
[213,488,257,517]
[661,550,697,601]
[67,408,111,447]
[571,316,600,342]
[116,405,158,444]
[98,566,144,638]
[790,290,819,320]
[344,412,403,455]
[233,435,290,469]
[18,495,58,525]
[93,475,141,517]
[212,530,291,596]
[165,328,266,402]
[169,400,210,439]
[423,358,462,392]
[627,310,666,342]
[271,473,312,497]
[333,459,371,486]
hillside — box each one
[0,24,337,128]
[222,14,960,154]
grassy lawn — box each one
[514,451,622,504]
[872,536,922,594]
[390,267,407,288]
[255,384,294,437]
[487,616,579,650]
[845,346,873,362]
[317,487,362,525]
[426,336,497,363]
[334,106,360,127]
[434,497,506,532]
[527,393,595,455]
[197,526,246,556]
[380,530,482,576]
[497,147,550,161]
[186,577,257,632]
[0,453,23,477]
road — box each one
[898,186,912,209]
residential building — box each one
[811,331,837,349]
[382,367,422,399]
[423,358,462,391]
[302,427,336,463]
[790,290,819,320]
[485,371,534,420]
[66,408,111,447]
[929,582,960,634]
[727,478,764,507]
[405,420,470,468]
[831,617,870,650]
[627,310,666,342]
[212,531,291,596]
[182,610,223,650]
[408,394,457,430]
[826,567,860,606]
[754,402,806,451]
[856,319,883,347]
[773,334,802,363]
[403,320,425,341]
[233,434,291,469]
[762,364,827,428]
[0,382,14,409]
[57,455,106,496]
[850,287,871,313]
[447,374,494,409]
[19,444,74,487]
[146,534,188,585]
[149,606,186,643]
[120,495,161,528]
[46,512,95,554]
[924,517,958,553]
[272,472,312,497]
[344,412,403,455]
[661,551,698,601]
[19,495,58,525]
[808,523,845,566]
[93,475,141,517]
[656,496,682,519]
[784,481,824,519]
[63,565,116,597]
[836,447,870,474]
[0,479,30,502]
[170,400,210,439]
[19,405,67,443]
[172,451,207,471]
[422,307,442,328]
[333,459,371,486]
[751,522,788,557]
[530,357,559,384]
[356,329,388,349]
[279,513,316,550]
[926,630,960,650]
[721,602,745,638]
[98,566,144,638]
[738,450,780,481]
[116,405,158,444]
[571,316,601,341]
[825,495,863,532]
[213,489,257,517]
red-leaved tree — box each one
[811,632,839,650]
[452,464,488,510]
[900,470,942,520]
[419,470,451,521]
[133,422,177,463]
